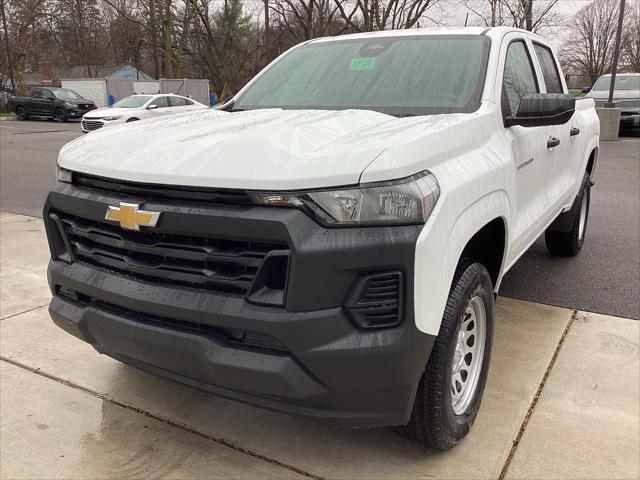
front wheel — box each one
[55,108,68,122]
[400,262,494,450]
[15,106,29,121]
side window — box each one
[184,99,194,105]
[533,44,563,94]
[150,96,169,108]
[31,89,42,98]
[503,41,539,116]
[41,89,54,98]
[169,96,187,107]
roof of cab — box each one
[307,26,543,44]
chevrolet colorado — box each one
[44,27,599,449]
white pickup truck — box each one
[45,27,599,449]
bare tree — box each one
[621,1,640,72]
[461,0,562,32]
[560,0,620,79]
[334,0,439,31]
[271,0,345,42]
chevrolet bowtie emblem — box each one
[105,203,160,231]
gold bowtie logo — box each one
[105,203,160,230]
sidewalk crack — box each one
[498,309,579,480]
[0,356,325,480]
[0,303,49,321]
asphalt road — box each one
[1,119,639,319]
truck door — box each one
[500,37,558,261]
[28,88,44,115]
[40,89,56,116]
[531,42,578,211]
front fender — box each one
[414,190,510,335]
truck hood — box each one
[59,108,471,190]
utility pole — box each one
[0,0,15,94]
[607,0,626,106]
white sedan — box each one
[81,94,209,133]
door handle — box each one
[547,136,560,148]
[570,127,580,136]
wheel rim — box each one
[578,192,588,240]
[17,108,24,119]
[451,295,486,415]
[56,110,64,121]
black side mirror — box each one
[581,87,591,94]
[506,93,576,128]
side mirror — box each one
[147,104,159,110]
[506,93,575,128]
[581,87,591,94]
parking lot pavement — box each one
[0,120,82,218]
[1,213,639,480]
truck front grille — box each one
[81,119,103,131]
[52,212,289,296]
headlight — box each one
[102,115,122,121]
[250,172,440,226]
[56,166,73,183]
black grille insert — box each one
[51,211,289,296]
[345,272,403,329]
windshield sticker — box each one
[349,57,376,71]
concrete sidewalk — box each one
[1,212,638,480]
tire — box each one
[15,106,28,121]
[400,262,494,450]
[55,108,68,122]
[126,117,139,122]
[545,172,590,256]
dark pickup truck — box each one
[10,86,96,122]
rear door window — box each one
[533,44,563,94]
[169,96,187,107]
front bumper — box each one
[44,182,434,426]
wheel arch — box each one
[586,147,598,177]
[414,190,511,335]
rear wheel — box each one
[545,172,590,256]
[55,108,68,122]
[400,262,494,450]
[15,106,28,121]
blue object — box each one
[210,92,216,107]
[107,94,115,106]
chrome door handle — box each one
[547,137,560,148]
[570,127,580,136]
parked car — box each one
[45,27,599,449]
[586,73,640,130]
[9,87,96,121]
[81,94,209,133]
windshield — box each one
[112,96,152,108]
[592,75,640,91]
[233,35,491,116]
[52,89,82,100]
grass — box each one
[0,112,16,119]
